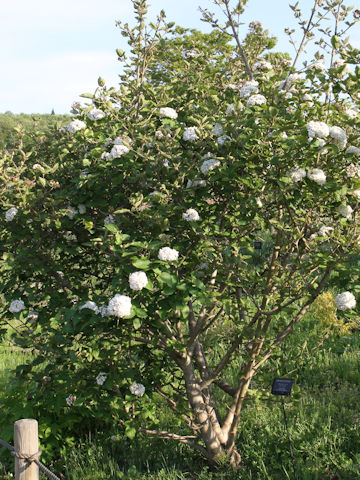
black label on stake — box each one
[254,241,262,250]
[271,378,294,396]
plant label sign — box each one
[271,378,294,396]
[254,241,262,250]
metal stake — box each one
[281,397,298,480]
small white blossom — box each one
[337,204,353,219]
[114,137,132,146]
[129,271,148,291]
[98,305,109,317]
[155,130,164,139]
[335,291,356,311]
[346,146,360,156]
[256,197,263,207]
[247,94,267,106]
[240,80,259,98]
[66,394,76,406]
[107,294,132,318]
[288,167,306,183]
[104,215,115,225]
[200,158,220,175]
[32,163,45,172]
[66,206,78,219]
[226,104,235,115]
[182,49,199,59]
[87,108,106,121]
[159,107,178,119]
[213,123,223,136]
[318,226,334,237]
[346,163,360,178]
[253,59,272,72]
[158,247,179,262]
[308,62,326,72]
[182,208,200,222]
[186,179,207,188]
[9,300,25,313]
[78,204,86,214]
[329,126,347,149]
[306,121,330,139]
[345,108,358,120]
[307,168,326,185]
[66,120,86,133]
[96,372,107,386]
[5,207,18,222]
[352,189,360,199]
[110,144,130,158]
[130,382,145,397]
[183,127,199,142]
[217,135,231,145]
[80,301,99,313]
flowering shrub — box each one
[1,0,360,468]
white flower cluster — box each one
[200,158,220,175]
[346,163,360,178]
[66,206,78,219]
[183,127,199,142]
[104,214,115,225]
[288,168,306,183]
[240,80,259,98]
[337,204,353,219]
[213,123,224,136]
[9,299,26,313]
[66,394,76,406]
[80,301,99,313]
[96,372,107,386]
[182,208,200,221]
[87,108,106,121]
[253,59,272,72]
[130,382,145,397]
[32,163,45,172]
[78,204,86,214]
[247,94,267,107]
[353,189,360,200]
[329,126,347,149]
[129,271,148,291]
[306,121,330,139]
[186,179,207,188]
[308,62,326,72]
[159,107,178,119]
[66,120,86,133]
[279,73,302,90]
[5,207,18,222]
[158,247,179,262]
[346,146,360,156]
[345,108,358,120]
[110,144,130,158]
[226,104,235,115]
[311,225,334,239]
[307,168,326,185]
[107,294,132,318]
[217,135,231,145]
[334,291,356,311]
[334,58,351,74]
[182,49,199,59]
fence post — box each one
[14,419,39,480]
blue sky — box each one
[1,0,359,114]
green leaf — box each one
[131,257,151,270]
[125,427,137,440]
[159,271,178,288]
[105,224,118,233]
[133,318,141,329]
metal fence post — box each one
[14,419,39,480]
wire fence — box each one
[0,434,62,480]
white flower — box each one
[182,208,200,221]
[87,108,106,121]
[288,168,306,183]
[66,120,86,133]
[200,158,220,175]
[158,247,179,262]
[306,121,330,139]
[78,204,86,214]
[129,271,148,291]
[163,159,170,168]
[217,135,231,145]
[5,207,18,222]
[110,144,130,158]
[253,59,272,72]
[226,104,235,115]
[240,80,259,98]
[279,73,302,90]
[159,107,178,119]
[98,305,109,317]
[256,197,263,207]
[186,179,207,188]
[183,127,199,142]
[346,163,360,178]
[352,189,360,200]
[107,294,132,318]
[66,394,76,406]
[334,58,351,74]
[247,94,267,106]
[334,291,356,311]
[80,301,99,313]
[104,215,115,225]
[307,168,326,185]
[130,382,145,397]
[337,204,353,218]
[318,225,334,237]
[213,123,223,136]
[9,300,25,313]
[66,206,78,219]
[155,130,164,139]
[329,126,347,149]
[182,49,199,59]
[346,146,360,156]
[308,62,326,72]
[96,372,107,386]
[345,108,358,120]
[114,136,132,146]
[32,163,45,172]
